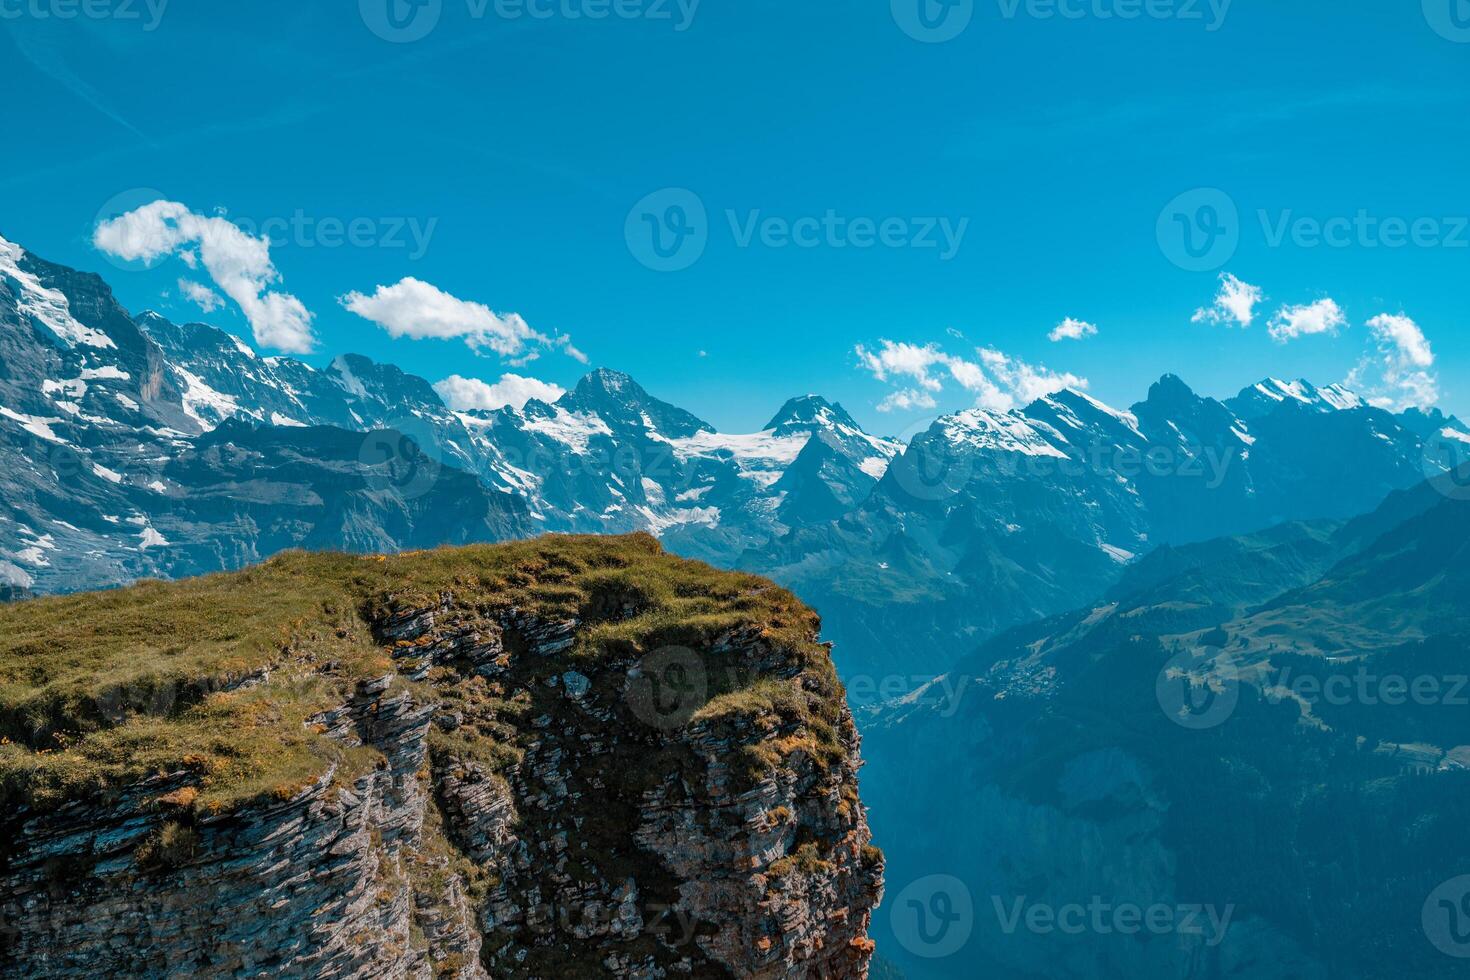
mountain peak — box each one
[561,368,713,437]
[1228,378,1364,419]
[1144,373,1200,407]
[765,394,861,435]
[573,367,643,399]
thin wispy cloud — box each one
[1048,318,1098,343]
[857,339,1085,414]
[178,279,224,314]
[1355,312,1438,410]
[3,27,148,142]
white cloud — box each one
[1193,273,1262,329]
[93,200,316,353]
[1367,313,1434,369]
[1048,317,1098,342]
[876,388,938,413]
[856,341,950,392]
[434,373,566,412]
[178,279,224,314]
[341,278,540,354]
[556,334,589,364]
[1268,298,1347,343]
[1359,313,1438,410]
[977,347,1087,411]
[339,278,583,368]
[858,339,1086,414]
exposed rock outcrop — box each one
[0,537,882,979]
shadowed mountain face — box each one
[861,481,1470,979]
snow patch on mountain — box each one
[0,235,117,349]
[173,365,245,430]
[940,410,1069,458]
[1,407,67,443]
[520,407,613,453]
[1440,427,1470,445]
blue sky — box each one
[2,0,1468,433]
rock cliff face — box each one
[0,535,882,979]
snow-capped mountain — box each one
[747,372,1470,676]
[0,235,901,591]
[450,372,900,565]
[4,231,1466,685]
[0,234,531,592]
[1225,376,1365,419]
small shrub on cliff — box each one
[134,821,199,872]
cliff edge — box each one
[0,534,882,978]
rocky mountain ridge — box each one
[5,231,1468,686]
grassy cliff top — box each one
[0,534,834,815]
